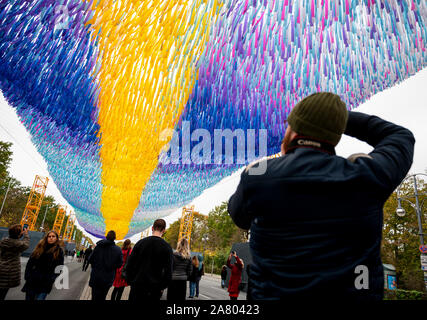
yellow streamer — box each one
[85,0,222,239]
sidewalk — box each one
[80,273,222,300]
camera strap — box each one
[285,136,336,155]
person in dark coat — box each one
[111,239,132,301]
[188,255,199,298]
[0,224,30,300]
[89,230,123,300]
[167,238,192,301]
[221,265,227,288]
[194,253,204,298]
[82,245,93,271]
[227,251,243,300]
[21,230,64,300]
[228,92,415,300]
[126,219,173,300]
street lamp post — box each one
[40,203,51,233]
[202,235,209,273]
[395,173,427,291]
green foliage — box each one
[0,140,86,245]
[164,201,248,274]
[384,289,426,300]
[381,177,427,293]
[163,219,180,250]
[0,141,13,180]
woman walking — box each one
[0,224,30,300]
[227,251,243,300]
[21,230,64,300]
[111,239,132,301]
[167,238,192,301]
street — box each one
[5,257,246,300]
[5,256,90,300]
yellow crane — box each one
[62,214,75,241]
[140,228,150,239]
[20,175,49,231]
[52,205,67,237]
[178,205,205,248]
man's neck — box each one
[152,230,163,238]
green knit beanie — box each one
[287,92,348,146]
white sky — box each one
[1,67,426,243]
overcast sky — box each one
[1,67,426,243]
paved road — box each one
[5,256,90,300]
[6,257,246,301]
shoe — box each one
[188,296,193,298]
[195,295,198,298]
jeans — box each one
[25,292,48,300]
[195,279,200,297]
[111,287,125,301]
[189,282,196,297]
[221,279,225,288]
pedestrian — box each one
[111,239,132,301]
[228,92,415,300]
[82,245,93,271]
[88,230,123,301]
[221,265,227,289]
[227,251,243,300]
[188,255,198,298]
[246,263,252,301]
[167,238,192,301]
[0,224,30,300]
[126,219,173,301]
[76,250,80,262]
[21,230,64,300]
[194,253,204,298]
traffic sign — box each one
[420,245,427,254]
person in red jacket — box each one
[111,239,132,301]
[227,251,244,300]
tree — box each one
[163,219,180,250]
[381,177,427,292]
[0,141,12,181]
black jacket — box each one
[89,239,123,288]
[189,263,204,282]
[22,244,64,294]
[83,247,92,261]
[172,252,192,281]
[125,236,173,291]
[228,111,415,300]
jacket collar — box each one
[284,135,336,155]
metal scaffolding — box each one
[63,215,75,241]
[178,205,204,248]
[20,175,49,231]
[52,205,67,237]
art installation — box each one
[0,0,426,239]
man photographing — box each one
[228,92,415,300]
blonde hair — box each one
[176,238,190,259]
